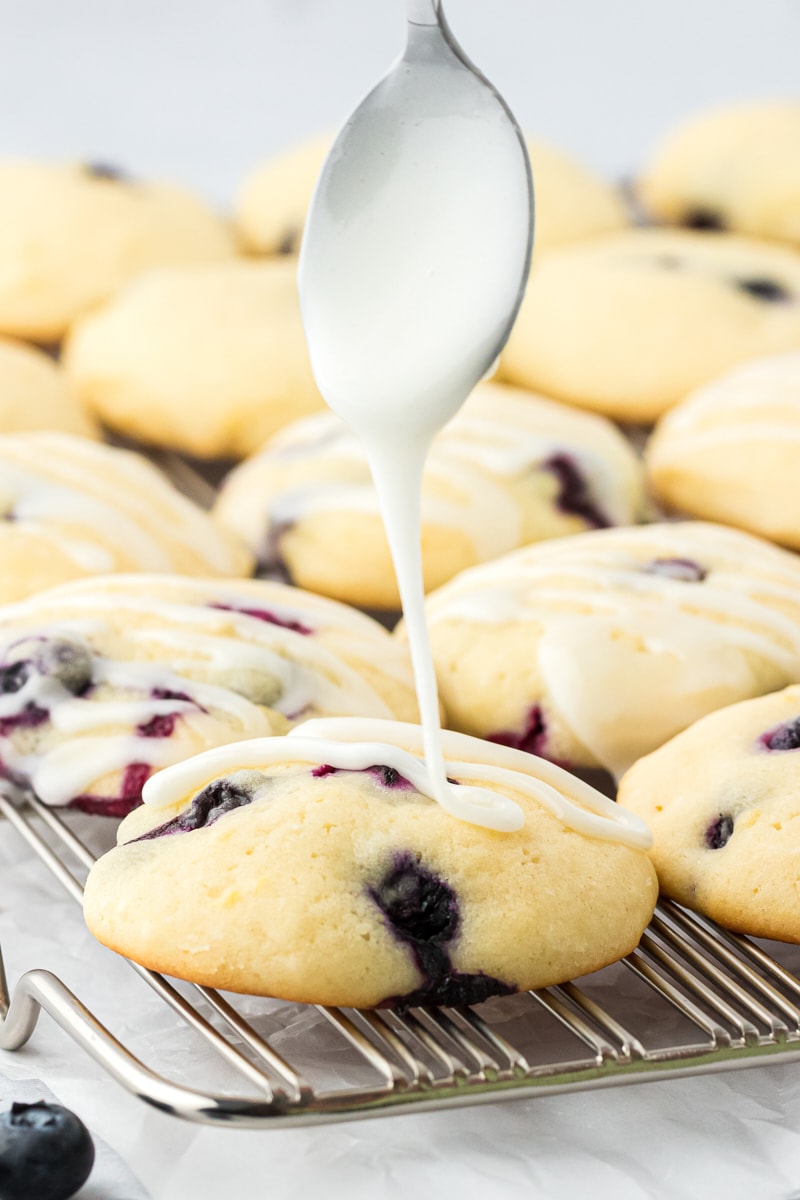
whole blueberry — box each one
[0,1101,95,1200]
[761,717,800,752]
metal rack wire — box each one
[2,787,800,1129]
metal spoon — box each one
[299,0,534,435]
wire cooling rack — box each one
[3,789,800,1129]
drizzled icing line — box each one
[140,716,652,847]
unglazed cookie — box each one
[0,161,235,342]
[421,522,800,778]
[647,351,800,549]
[0,338,98,438]
[215,381,647,610]
[236,134,628,257]
[0,433,251,603]
[83,717,656,1007]
[64,260,324,458]
[618,686,800,942]
[639,101,800,247]
[500,229,800,422]
[0,576,417,816]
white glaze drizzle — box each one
[0,434,243,575]
[140,716,652,848]
[0,577,414,805]
[424,522,800,776]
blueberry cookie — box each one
[236,134,628,257]
[64,260,324,459]
[0,432,251,603]
[647,351,800,549]
[421,521,800,778]
[0,575,417,816]
[0,338,98,438]
[500,229,800,422]
[639,101,800,247]
[618,686,800,942]
[215,381,647,610]
[0,161,235,342]
[83,717,657,1007]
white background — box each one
[1,0,799,202]
[2,3,800,1198]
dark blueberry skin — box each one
[312,763,415,789]
[0,638,92,737]
[0,1101,95,1200]
[681,207,727,231]
[83,161,129,182]
[736,277,791,303]
[209,602,312,636]
[488,706,548,758]
[541,454,610,529]
[69,761,152,818]
[136,688,197,739]
[369,852,514,1009]
[644,557,707,583]
[705,814,734,850]
[277,225,301,255]
[131,776,261,841]
[760,717,800,752]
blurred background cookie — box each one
[647,350,800,548]
[0,575,418,815]
[0,432,251,602]
[500,229,800,422]
[0,337,98,437]
[639,100,800,246]
[84,718,656,1006]
[421,521,800,777]
[236,134,628,257]
[618,685,800,942]
[215,381,647,610]
[64,259,324,458]
[0,161,236,342]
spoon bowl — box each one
[299,0,534,439]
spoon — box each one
[298,1,534,832]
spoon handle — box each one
[407,0,441,25]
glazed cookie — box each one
[618,686,800,942]
[236,134,628,257]
[215,381,647,610]
[500,229,800,422]
[0,161,235,342]
[421,522,800,778]
[83,717,657,1007]
[64,260,324,459]
[639,101,800,247]
[0,338,98,438]
[0,432,251,603]
[647,351,800,549]
[0,576,417,816]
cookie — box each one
[83,717,657,1007]
[618,685,800,942]
[0,575,418,816]
[64,260,325,459]
[647,351,800,549]
[0,161,235,342]
[236,134,628,257]
[639,101,800,247]
[421,521,800,778]
[0,338,98,438]
[215,381,647,610]
[500,229,800,422]
[0,433,251,603]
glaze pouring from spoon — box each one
[298,1,533,832]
